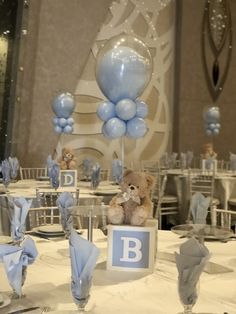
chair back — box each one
[20,167,47,180]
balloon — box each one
[104,117,126,139]
[212,128,219,135]
[209,123,216,130]
[215,123,221,128]
[95,35,152,103]
[52,117,59,125]
[63,125,73,134]
[58,117,67,127]
[136,100,148,118]
[203,106,220,123]
[126,117,147,138]
[115,98,136,121]
[54,125,63,134]
[52,92,75,118]
[67,117,74,125]
[102,123,112,138]
[206,129,212,136]
[97,101,116,121]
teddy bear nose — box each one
[130,185,135,190]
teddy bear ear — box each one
[145,174,155,189]
[123,169,133,177]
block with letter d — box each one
[107,219,157,272]
[59,170,77,189]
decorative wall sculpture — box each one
[57,0,175,168]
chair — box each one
[152,171,179,229]
[187,169,220,225]
[20,167,47,180]
[100,169,111,181]
[211,207,236,230]
[141,160,159,173]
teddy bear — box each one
[108,169,155,226]
[58,148,77,170]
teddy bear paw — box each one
[108,206,125,225]
[130,206,148,226]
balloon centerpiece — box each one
[203,106,221,136]
[52,92,75,134]
[95,35,153,139]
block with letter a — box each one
[59,170,77,189]
[107,219,158,272]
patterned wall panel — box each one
[57,0,175,169]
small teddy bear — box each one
[58,148,77,170]
[108,169,155,226]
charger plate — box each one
[0,235,12,244]
[32,224,65,237]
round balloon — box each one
[126,117,147,138]
[97,101,116,121]
[95,35,152,103]
[136,100,148,118]
[52,117,59,125]
[58,117,67,128]
[104,117,126,139]
[115,98,136,121]
[203,106,220,123]
[52,92,75,118]
[63,125,73,134]
[67,117,74,125]
[54,125,63,134]
[206,129,212,136]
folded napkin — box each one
[82,159,92,180]
[91,163,101,189]
[180,153,187,169]
[8,157,19,179]
[46,154,55,177]
[69,229,100,307]
[56,192,75,236]
[50,163,60,189]
[0,236,38,296]
[175,237,210,306]
[111,159,123,183]
[1,159,11,188]
[169,152,178,168]
[8,196,32,242]
[186,151,194,168]
[205,157,214,170]
[160,152,169,168]
[229,153,236,171]
[190,192,210,224]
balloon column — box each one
[95,35,153,139]
[203,106,221,136]
[52,93,75,134]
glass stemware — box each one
[178,281,199,314]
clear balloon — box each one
[126,117,147,138]
[104,117,126,139]
[97,101,116,121]
[63,125,73,134]
[136,100,148,118]
[95,35,153,103]
[67,117,74,125]
[115,98,136,121]
[54,125,63,134]
[58,117,67,127]
[52,92,75,118]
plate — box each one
[33,229,65,237]
[38,224,63,233]
[0,293,11,309]
[36,176,50,181]
[0,235,12,244]
[171,224,233,240]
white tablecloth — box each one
[0,230,236,313]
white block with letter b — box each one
[107,219,157,272]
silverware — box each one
[8,306,40,314]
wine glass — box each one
[178,280,199,314]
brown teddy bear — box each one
[58,148,77,170]
[108,169,155,226]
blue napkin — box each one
[1,159,11,188]
[56,192,75,236]
[8,196,32,242]
[111,159,123,183]
[8,157,20,179]
[91,163,101,189]
[50,163,60,189]
[0,236,38,296]
[205,158,214,170]
[175,237,210,306]
[170,152,178,168]
[190,192,211,224]
[82,159,92,180]
[46,154,55,177]
[186,151,194,168]
[160,152,169,168]
[229,153,236,171]
[180,153,187,169]
[69,229,99,307]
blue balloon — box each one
[115,98,136,121]
[96,46,152,103]
[209,123,216,130]
[126,117,147,138]
[58,117,67,127]
[102,123,112,138]
[52,93,75,118]
[203,106,220,123]
[67,117,74,125]
[63,125,73,134]
[52,117,59,125]
[136,100,148,118]
[206,129,212,136]
[104,117,126,139]
[212,128,219,135]
[54,125,63,134]
[215,123,221,128]
[97,101,116,121]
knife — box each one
[8,306,40,314]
